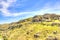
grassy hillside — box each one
[0,14,60,40]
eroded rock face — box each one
[32,15,42,22]
[43,14,58,20]
[51,22,60,26]
[32,18,42,22]
[46,36,58,40]
[53,31,57,34]
[32,14,60,22]
[34,34,40,38]
[34,32,40,38]
[8,24,22,30]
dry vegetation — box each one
[0,14,60,40]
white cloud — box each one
[0,0,16,8]
[0,0,60,17]
[37,1,60,14]
[0,0,20,17]
[0,0,34,17]
[1,8,35,17]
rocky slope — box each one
[0,14,60,40]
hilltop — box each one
[0,14,60,40]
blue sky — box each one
[0,0,60,24]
